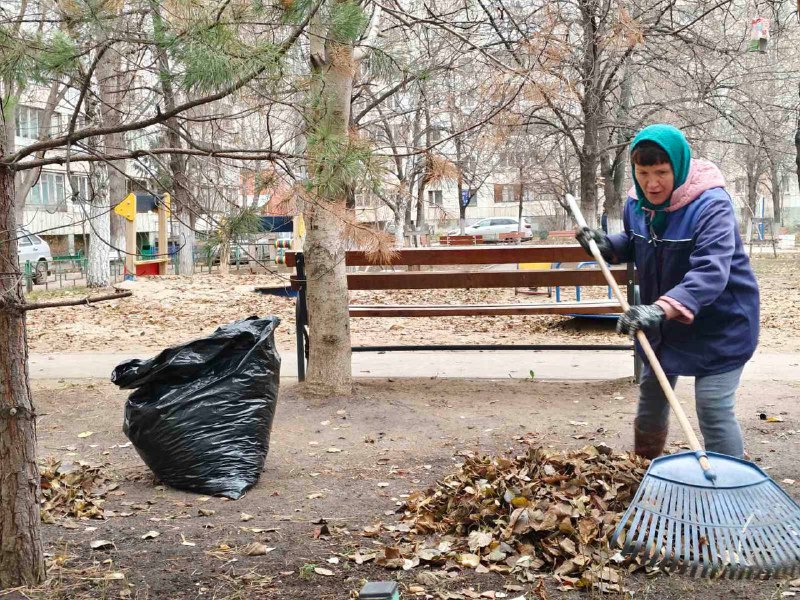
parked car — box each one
[16,228,52,284]
[448,217,533,239]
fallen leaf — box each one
[90,540,115,550]
[141,531,160,540]
[314,567,334,576]
[240,513,254,522]
[468,531,493,552]
[459,553,481,568]
[103,572,125,581]
[326,447,342,453]
[78,431,94,438]
[307,493,324,499]
[180,534,196,547]
[240,542,275,556]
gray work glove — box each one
[617,304,666,338]
[575,227,614,262]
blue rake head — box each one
[611,451,800,578]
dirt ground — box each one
[7,375,799,600]
[24,255,800,355]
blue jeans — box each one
[636,366,745,458]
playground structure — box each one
[113,192,171,277]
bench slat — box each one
[349,301,621,317]
[284,245,591,267]
[311,268,628,290]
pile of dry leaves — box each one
[369,445,649,594]
[40,458,116,523]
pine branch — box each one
[3,0,325,168]
[21,291,132,312]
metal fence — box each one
[21,249,266,293]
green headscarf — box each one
[630,124,691,236]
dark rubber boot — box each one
[634,420,668,460]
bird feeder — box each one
[113,192,171,277]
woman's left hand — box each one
[617,304,666,338]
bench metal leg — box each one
[626,261,643,382]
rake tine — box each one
[644,480,667,565]
[729,489,760,578]
[663,482,681,572]
[647,483,671,568]
[712,487,739,578]
[760,486,798,576]
[754,487,785,577]
[704,489,724,577]
[695,489,713,578]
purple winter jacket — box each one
[607,162,760,377]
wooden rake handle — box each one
[565,195,714,476]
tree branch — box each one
[12,147,297,170]
[21,291,132,312]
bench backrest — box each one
[287,245,634,290]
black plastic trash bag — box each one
[112,316,280,499]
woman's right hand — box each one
[575,227,614,262]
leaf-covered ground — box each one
[17,376,800,599]
[24,255,800,354]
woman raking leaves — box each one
[576,124,760,460]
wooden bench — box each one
[438,234,483,246]
[286,245,638,381]
[498,232,525,243]
[547,230,575,239]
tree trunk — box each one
[98,46,129,267]
[393,194,407,248]
[86,183,111,287]
[770,160,783,227]
[517,166,524,232]
[415,173,426,231]
[0,164,46,588]
[579,152,598,227]
[795,118,800,200]
[302,17,355,395]
[86,62,112,288]
[174,211,195,275]
[579,0,601,227]
[219,241,230,276]
[154,2,193,275]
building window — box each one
[50,112,63,136]
[15,106,65,139]
[461,189,478,207]
[70,175,90,201]
[16,105,41,139]
[428,190,443,206]
[28,172,66,206]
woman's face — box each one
[634,162,674,205]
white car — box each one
[17,229,52,284]
[449,217,533,239]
